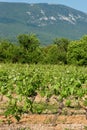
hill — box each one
[0,2,87,45]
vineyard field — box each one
[0,63,87,129]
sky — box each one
[0,0,87,13]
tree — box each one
[0,40,14,62]
[17,33,42,63]
[0,39,24,63]
[53,38,70,52]
[52,38,70,64]
[17,33,40,51]
[11,45,26,63]
[67,35,87,65]
[43,44,65,64]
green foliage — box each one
[44,44,60,64]
[65,100,71,107]
[5,101,22,122]
[0,40,12,62]
[17,33,40,50]
[53,38,70,64]
[17,33,43,64]
[53,38,70,52]
[0,34,87,65]
[0,34,44,64]
[67,35,87,65]
[0,64,87,121]
[83,98,87,106]
[43,38,69,64]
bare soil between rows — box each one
[0,95,87,130]
[0,114,87,130]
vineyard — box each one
[0,63,87,129]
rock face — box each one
[0,2,87,44]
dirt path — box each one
[0,95,87,130]
[0,114,87,130]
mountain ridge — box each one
[0,2,87,45]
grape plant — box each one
[0,63,87,122]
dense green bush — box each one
[0,34,87,65]
[67,35,87,65]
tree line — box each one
[0,33,87,65]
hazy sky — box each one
[0,0,87,13]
